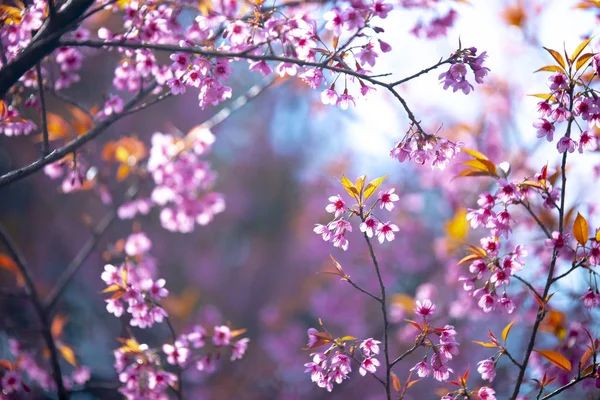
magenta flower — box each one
[325,195,347,218]
[359,217,378,238]
[376,221,399,243]
[410,358,431,378]
[358,357,380,376]
[414,299,436,317]
[213,325,232,346]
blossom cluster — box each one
[0,338,90,396]
[390,133,463,171]
[304,328,381,391]
[409,300,460,382]
[118,129,225,233]
[115,324,249,399]
[438,47,490,95]
[532,62,599,154]
[314,180,400,251]
[101,232,169,328]
[461,183,530,314]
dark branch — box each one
[0,225,68,399]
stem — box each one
[514,275,543,300]
[391,57,453,87]
[36,63,50,156]
[0,225,68,399]
[164,316,183,400]
[360,210,391,400]
[540,372,596,399]
[390,342,421,367]
[502,348,523,369]
[510,86,575,400]
[345,276,382,303]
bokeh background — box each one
[1,1,600,399]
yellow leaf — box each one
[58,344,77,367]
[0,5,23,25]
[472,341,499,348]
[339,174,359,199]
[116,164,130,182]
[543,47,566,70]
[338,335,357,342]
[445,208,468,241]
[463,148,491,161]
[101,284,122,293]
[121,267,128,285]
[197,0,213,15]
[354,175,366,196]
[533,349,572,372]
[332,35,339,50]
[363,175,387,201]
[571,37,594,62]
[576,53,595,72]
[391,294,415,313]
[580,345,594,368]
[45,113,71,141]
[117,337,141,353]
[502,319,517,342]
[573,212,589,246]
[115,146,130,164]
[520,180,545,190]
[528,93,557,102]
[161,287,200,320]
[535,65,564,73]
[391,371,401,392]
[596,229,600,242]
[457,253,483,265]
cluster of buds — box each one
[390,130,463,171]
[438,47,489,95]
[314,175,400,251]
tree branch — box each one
[0,83,156,188]
[0,225,68,399]
[36,63,50,156]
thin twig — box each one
[391,57,453,87]
[514,274,543,300]
[36,63,50,156]
[50,89,95,121]
[0,225,68,400]
[390,342,421,367]
[345,276,382,303]
[164,316,183,400]
[360,210,391,400]
[502,348,523,369]
[540,372,596,399]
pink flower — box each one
[478,387,497,400]
[359,338,381,356]
[378,188,399,211]
[231,338,250,360]
[533,118,554,141]
[579,131,598,153]
[478,293,496,313]
[162,340,190,366]
[410,358,431,378]
[360,217,378,238]
[321,87,338,105]
[376,221,399,243]
[213,325,232,346]
[580,289,599,309]
[557,136,576,153]
[314,224,333,241]
[1,371,21,394]
[101,264,120,285]
[332,232,349,251]
[337,89,356,110]
[325,195,347,218]
[414,299,436,317]
[188,325,207,348]
[299,68,323,89]
[477,358,496,382]
[358,357,380,376]
[124,232,152,256]
[588,241,600,266]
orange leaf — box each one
[329,254,346,277]
[231,328,247,338]
[0,359,13,370]
[406,379,420,389]
[116,164,130,182]
[51,315,68,339]
[0,100,7,120]
[405,319,422,331]
[46,113,71,141]
[445,208,468,241]
[0,253,24,287]
[580,345,594,369]
[391,372,401,392]
[543,47,566,70]
[502,319,517,342]
[534,349,572,372]
[528,93,557,102]
[58,344,77,367]
[573,212,589,246]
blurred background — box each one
[1,0,600,399]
